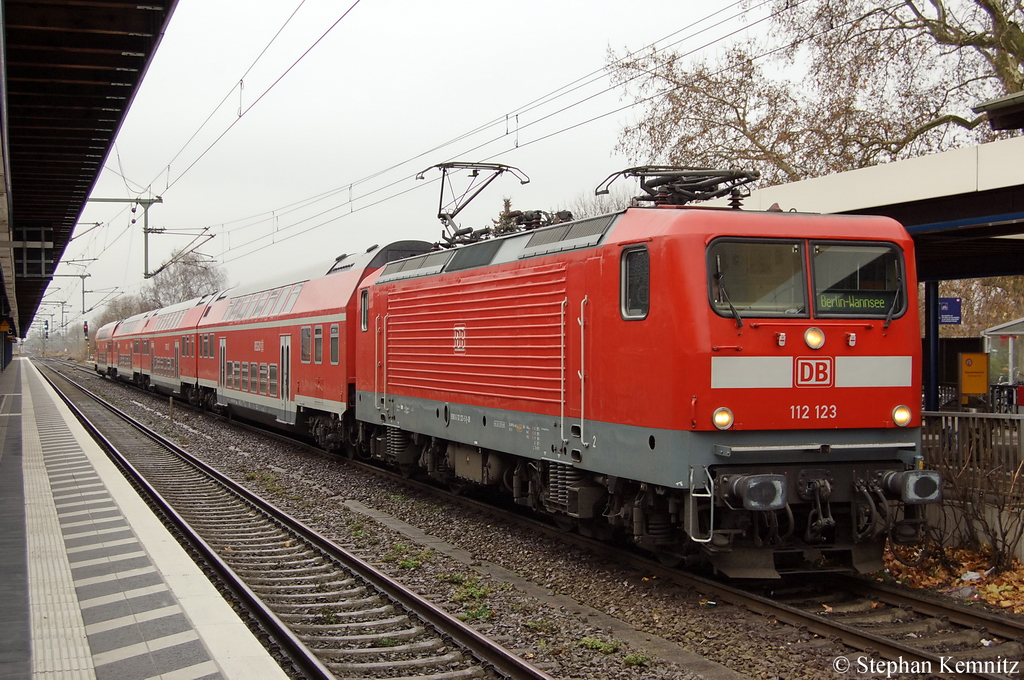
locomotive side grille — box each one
[446,239,504,272]
[525,215,616,248]
[382,250,454,277]
[383,264,569,404]
[526,225,572,248]
[565,215,616,240]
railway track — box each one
[365,471,1024,680]
[38,360,553,680]
[47,359,1024,678]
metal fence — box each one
[991,384,1022,414]
[922,411,1024,496]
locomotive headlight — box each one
[712,407,734,430]
[804,327,825,349]
[892,405,912,427]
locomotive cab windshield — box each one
[708,238,906,321]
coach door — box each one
[219,338,226,397]
[279,335,295,424]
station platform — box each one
[0,358,290,680]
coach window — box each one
[265,290,281,316]
[360,289,369,331]
[269,364,278,397]
[259,364,268,394]
[283,283,303,314]
[234,361,241,389]
[330,324,339,364]
[241,362,249,391]
[250,292,270,318]
[226,361,234,387]
[134,339,140,353]
[300,326,312,363]
[271,286,291,316]
[250,362,259,392]
[621,246,650,320]
[314,326,323,364]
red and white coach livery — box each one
[97,166,940,578]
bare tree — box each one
[608,0,1020,186]
[564,186,636,220]
[934,276,1024,338]
[92,293,156,329]
[141,249,228,308]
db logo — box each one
[795,357,833,387]
[453,324,466,353]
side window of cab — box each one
[621,246,650,320]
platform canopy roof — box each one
[983,317,1024,337]
[715,135,1024,282]
[1,0,178,338]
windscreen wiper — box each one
[883,276,902,329]
[716,256,744,328]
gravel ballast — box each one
[67,367,855,679]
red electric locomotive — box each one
[96,166,940,578]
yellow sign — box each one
[960,352,989,396]
[0,320,8,332]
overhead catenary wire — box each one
[207,0,773,242]
[200,0,780,264]
[63,0,362,300]
[207,0,798,260]
[73,0,781,286]
[75,0,884,303]
[215,0,909,264]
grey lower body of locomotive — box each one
[355,390,940,578]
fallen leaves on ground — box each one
[880,544,1024,615]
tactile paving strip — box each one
[22,366,223,680]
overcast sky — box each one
[48,0,762,325]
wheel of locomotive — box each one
[656,551,684,568]
[343,442,358,460]
[553,514,577,532]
